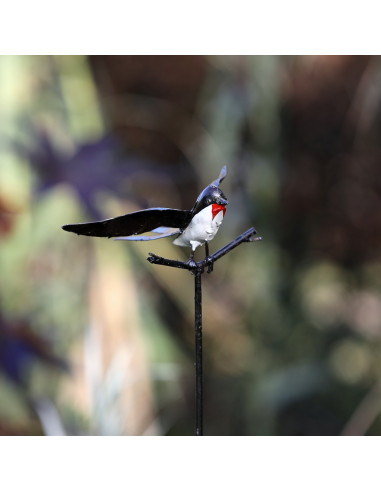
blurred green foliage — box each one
[1,55,381,435]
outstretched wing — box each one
[210,165,227,187]
[62,208,191,238]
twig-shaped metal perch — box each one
[148,227,262,436]
[148,227,262,271]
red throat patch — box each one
[212,203,226,220]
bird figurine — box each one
[62,166,228,268]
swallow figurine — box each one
[62,166,228,266]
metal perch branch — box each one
[147,227,262,272]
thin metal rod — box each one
[194,270,203,436]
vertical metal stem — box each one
[194,270,203,436]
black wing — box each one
[62,207,192,238]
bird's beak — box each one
[218,198,228,206]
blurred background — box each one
[0,55,381,436]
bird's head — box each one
[191,185,228,216]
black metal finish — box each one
[194,270,203,436]
[62,207,191,238]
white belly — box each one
[173,205,224,250]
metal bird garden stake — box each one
[62,166,262,435]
